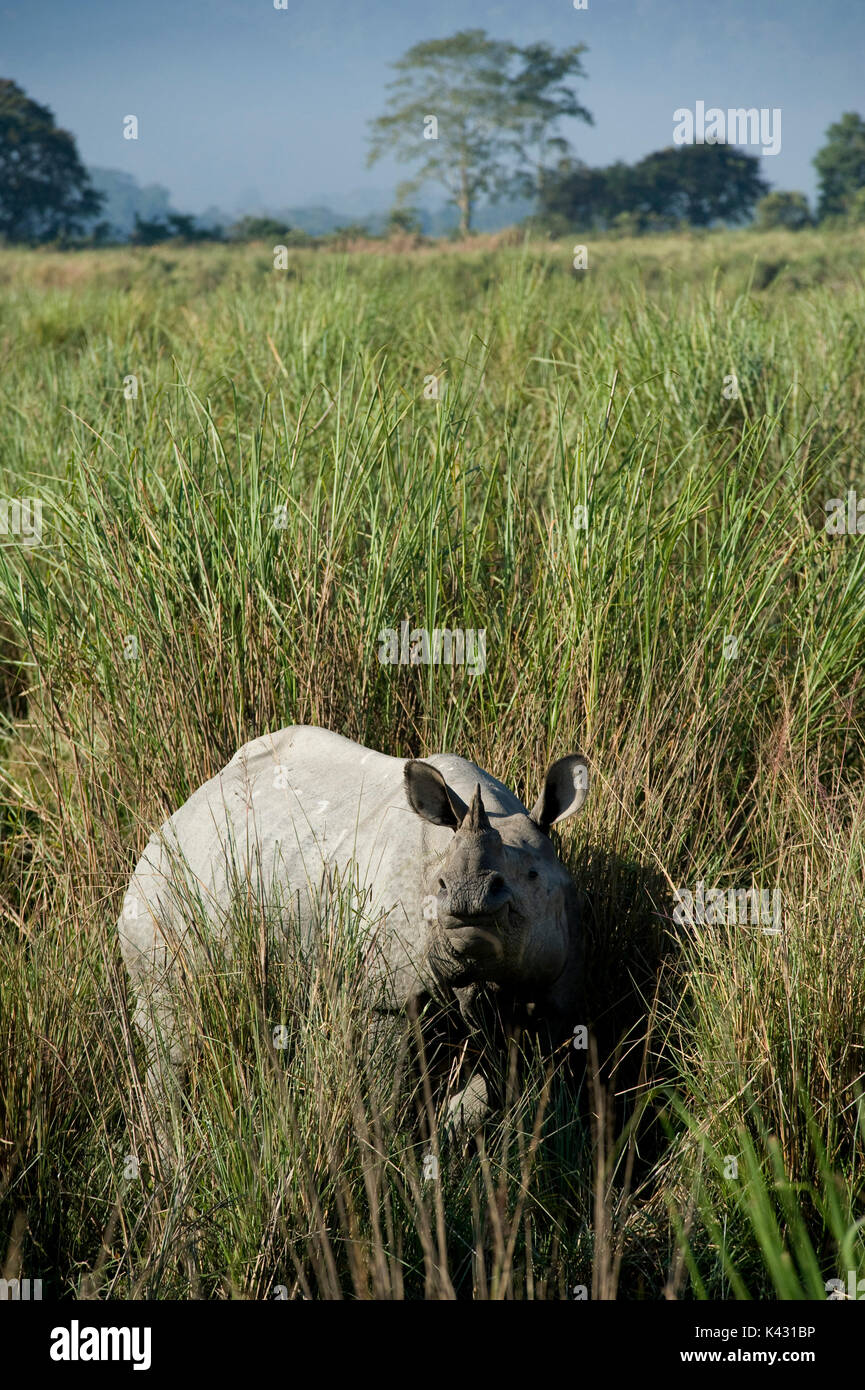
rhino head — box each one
[403,756,589,996]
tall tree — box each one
[505,42,592,197]
[0,79,102,243]
[367,30,591,236]
[813,112,865,219]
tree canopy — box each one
[540,144,770,231]
[813,112,865,219]
[0,79,102,243]
[633,145,770,227]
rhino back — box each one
[120,728,431,983]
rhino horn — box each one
[463,784,490,832]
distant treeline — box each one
[535,116,865,235]
[2,66,865,247]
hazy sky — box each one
[1,0,861,212]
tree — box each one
[813,112,865,219]
[385,204,422,236]
[130,212,220,244]
[539,158,633,229]
[630,144,769,227]
[367,30,591,237]
[754,191,812,231]
[0,79,102,242]
[228,215,293,242]
[539,144,768,231]
[505,42,592,198]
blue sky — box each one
[1,0,861,213]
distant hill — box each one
[87,169,176,239]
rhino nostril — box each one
[438,878,447,892]
[489,874,505,895]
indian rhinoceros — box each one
[118,725,590,1144]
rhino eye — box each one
[527,869,539,880]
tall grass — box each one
[1,228,863,1297]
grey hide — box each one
[119,725,590,1132]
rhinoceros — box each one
[118,725,590,1141]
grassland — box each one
[1,226,864,1299]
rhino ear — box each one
[404,761,469,830]
[530,755,589,832]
